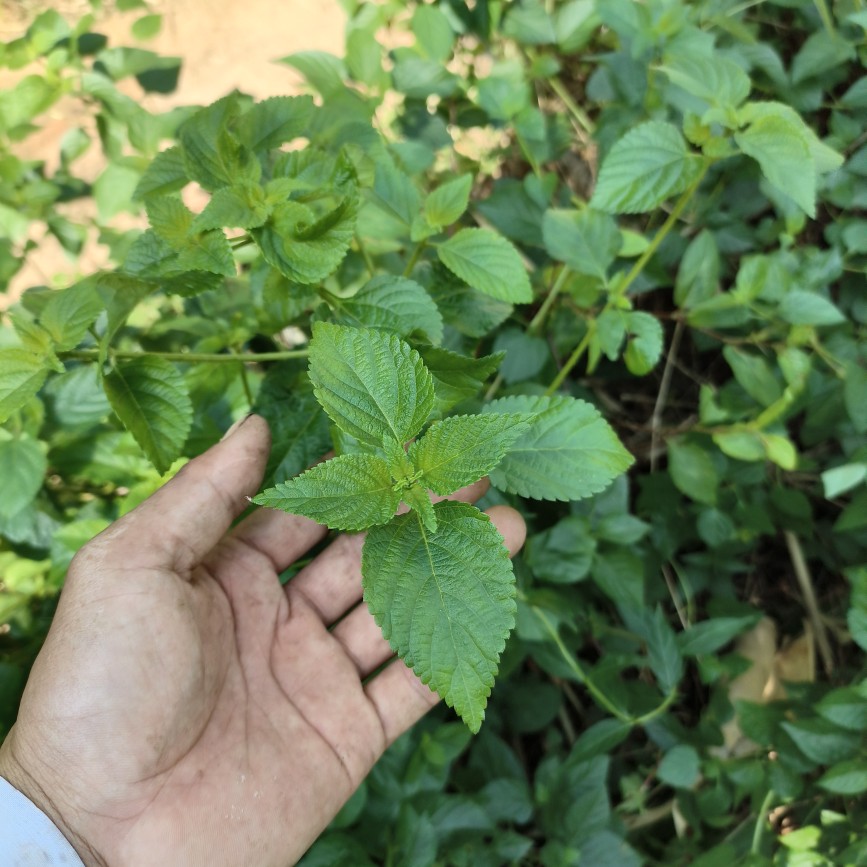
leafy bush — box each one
[2,0,867,863]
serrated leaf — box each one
[624,311,663,376]
[362,500,516,732]
[417,346,505,414]
[437,228,532,303]
[591,122,697,214]
[402,483,437,533]
[253,453,398,531]
[279,51,348,98]
[253,195,357,284]
[191,183,269,232]
[0,349,51,423]
[659,51,751,110]
[410,413,532,496]
[542,208,621,280]
[735,115,816,217]
[330,275,443,344]
[0,435,46,518]
[39,280,103,351]
[817,761,867,795]
[308,323,434,447]
[678,615,760,656]
[236,95,315,152]
[103,357,193,474]
[133,146,188,200]
[424,174,472,228]
[484,395,634,501]
[428,274,513,338]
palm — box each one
[0,416,523,867]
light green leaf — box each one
[675,230,719,308]
[191,183,269,232]
[823,464,867,499]
[39,280,103,351]
[483,395,634,501]
[779,290,846,326]
[362,501,516,732]
[591,122,697,214]
[493,328,549,384]
[844,364,867,433]
[416,346,505,414]
[0,349,51,423]
[0,435,46,518]
[402,483,438,534]
[437,228,532,303]
[308,323,435,447]
[762,433,797,470]
[817,761,867,795]
[668,438,719,505]
[279,51,347,98]
[780,718,860,765]
[657,745,700,789]
[723,346,782,406]
[624,312,664,376]
[542,208,621,280]
[253,195,357,284]
[253,454,399,531]
[236,96,315,152]
[713,430,766,462]
[816,686,867,732]
[133,146,188,200]
[411,4,455,62]
[131,13,162,40]
[791,31,856,84]
[410,413,532,496]
[659,51,751,110]
[423,174,472,229]
[735,115,816,217]
[103,357,193,474]
[330,276,443,344]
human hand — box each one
[0,415,526,866]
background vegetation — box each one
[1,0,866,863]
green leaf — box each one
[667,438,719,505]
[623,312,664,376]
[675,230,719,309]
[493,328,549,384]
[657,745,700,789]
[526,516,595,584]
[191,183,269,232]
[0,349,50,423]
[428,275,513,338]
[817,761,867,795]
[253,454,399,532]
[659,51,751,110]
[844,364,867,433]
[678,615,759,656]
[645,607,683,694]
[816,686,867,732]
[253,194,358,285]
[236,96,315,152]
[735,115,816,217]
[791,31,856,84]
[411,4,455,62]
[780,718,861,765]
[778,290,846,326]
[591,122,697,214]
[362,500,516,732]
[133,146,188,200]
[39,280,103,351]
[410,413,532,496]
[822,464,867,499]
[416,346,505,414]
[131,13,162,40]
[0,435,46,519]
[329,276,443,344]
[307,323,435,447]
[279,51,347,98]
[402,483,437,534]
[484,395,634,501]
[713,430,766,463]
[542,208,621,280]
[723,346,782,406]
[103,357,193,474]
[437,228,533,303]
[423,174,472,229]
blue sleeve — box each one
[0,776,84,865]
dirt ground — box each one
[1,0,346,297]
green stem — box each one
[229,234,254,249]
[528,266,571,336]
[236,347,254,406]
[548,77,595,135]
[614,163,710,300]
[403,240,427,277]
[60,348,309,363]
[813,0,836,34]
[751,789,776,855]
[355,234,376,277]
[546,325,593,395]
[483,372,504,402]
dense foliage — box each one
[2,0,867,863]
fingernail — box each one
[221,413,254,442]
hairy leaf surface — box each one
[308,323,434,447]
[254,453,398,531]
[0,349,51,423]
[410,413,532,495]
[417,346,505,414]
[362,501,516,732]
[484,395,633,500]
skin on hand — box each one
[0,414,526,867]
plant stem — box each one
[813,0,836,34]
[229,234,254,249]
[355,234,376,277]
[236,347,254,406]
[546,326,592,395]
[403,240,426,277]
[548,77,595,136]
[60,348,309,363]
[751,789,776,855]
[650,319,685,473]
[614,163,710,299]
[528,265,571,336]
